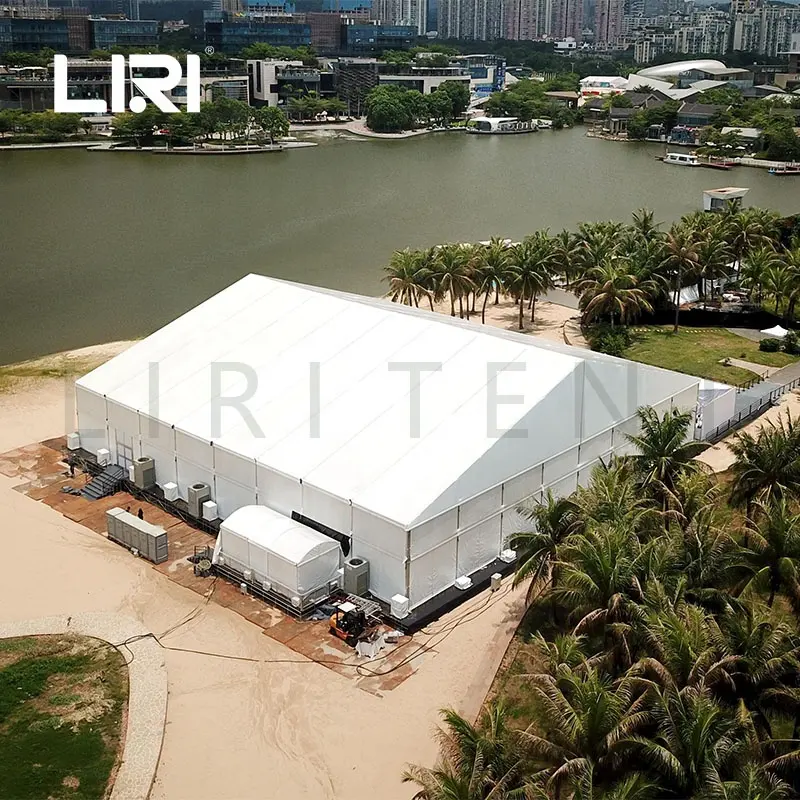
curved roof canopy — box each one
[637,59,727,79]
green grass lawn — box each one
[623,327,799,385]
[0,635,127,800]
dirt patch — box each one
[62,775,80,790]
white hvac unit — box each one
[262,580,272,592]
[499,549,516,563]
[188,482,211,518]
[243,569,253,582]
[490,573,503,592]
[291,596,301,609]
[391,594,410,619]
[127,464,135,482]
[202,500,218,521]
[162,482,179,502]
[455,575,473,591]
[343,557,369,596]
[66,432,80,451]
[239,582,248,595]
[97,448,110,466]
[217,555,226,567]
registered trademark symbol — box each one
[204,46,215,55]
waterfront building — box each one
[676,101,727,127]
[578,74,627,98]
[74,275,699,618]
[332,57,379,113]
[248,58,328,106]
[89,18,158,49]
[378,62,470,93]
[450,53,505,95]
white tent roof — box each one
[78,276,699,528]
[761,325,789,338]
[220,505,337,565]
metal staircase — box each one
[80,465,125,500]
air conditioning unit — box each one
[243,569,253,582]
[188,482,211,518]
[97,448,110,466]
[343,556,369,596]
[499,548,516,563]
[262,580,272,592]
[132,456,156,489]
[490,573,503,592]
[202,500,218,521]
[162,482,178,502]
[391,594,409,619]
[66,432,80,451]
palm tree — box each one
[740,246,780,305]
[694,232,733,309]
[735,498,800,607]
[727,210,771,276]
[505,234,556,330]
[573,261,653,328]
[762,263,793,315]
[728,413,800,526]
[631,208,659,241]
[634,686,750,797]
[509,492,581,604]
[434,244,475,318]
[383,248,430,307]
[625,406,706,512]
[402,705,531,800]
[663,225,699,333]
[474,240,510,323]
[701,762,791,800]
[520,668,648,797]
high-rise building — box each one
[437,0,502,39]
[503,0,551,39]
[551,0,581,38]
[371,0,427,34]
[594,0,622,45]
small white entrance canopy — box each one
[761,325,789,338]
[212,505,341,605]
[703,187,749,212]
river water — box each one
[1,127,797,364]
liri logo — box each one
[53,54,200,114]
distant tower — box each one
[594,0,622,46]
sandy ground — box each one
[432,295,578,344]
[0,348,525,800]
[697,390,800,473]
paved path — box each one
[722,357,780,377]
[727,327,771,342]
[0,612,167,800]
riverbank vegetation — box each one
[365,82,470,132]
[0,110,96,144]
[0,634,127,799]
[405,405,800,800]
[111,96,290,147]
[483,76,580,127]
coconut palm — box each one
[728,413,800,526]
[695,232,733,308]
[633,686,751,797]
[573,261,654,328]
[474,239,510,322]
[434,244,475,318]
[505,234,556,330]
[735,498,800,608]
[509,492,581,604]
[625,406,706,512]
[663,225,699,333]
[519,668,648,797]
[700,762,791,800]
[727,210,772,275]
[740,245,781,305]
[383,248,430,307]
[402,705,531,800]
[631,208,659,241]
[762,263,793,315]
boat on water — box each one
[769,166,800,176]
[662,152,701,167]
[466,117,538,135]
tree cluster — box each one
[0,109,87,142]
[483,77,581,128]
[382,205,797,342]
[406,405,800,800]
[364,82,469,133]
[111,97,289,147]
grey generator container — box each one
[188,482,211,518]
[106,507,168,564]
[343,556,370,596]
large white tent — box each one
[75,276,700,611]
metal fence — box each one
[702,376,800,443]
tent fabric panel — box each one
[266,552,299,596]
[546,472,579,498]
[501,501,539,543]
[75,386,108,455]
[672,385,700,413]
[107,401,139,439]
[139,415,175,456]
[175,455,214,501]
[543,446,579,487]
[175,430,213,470]
[351,506,407,560]
[296,542,341,595]
[502,466,544,508]
[108,425,138,466]
[456,514,502,577]
[213,475,257,520]
[579,429,613,466]
[213,446,256,489]
[349,538,406,603]
[410,508,458,558]
[408,539,457,608]
[301,483,352,535]
[458,485,502,531]
[255,464,301,517]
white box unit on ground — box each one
[162,482,179,501]
[97,448,110,466]
[391,594,410,618]
[66,432,80,451]
[188,482,211,517]
[202,500,218,521]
